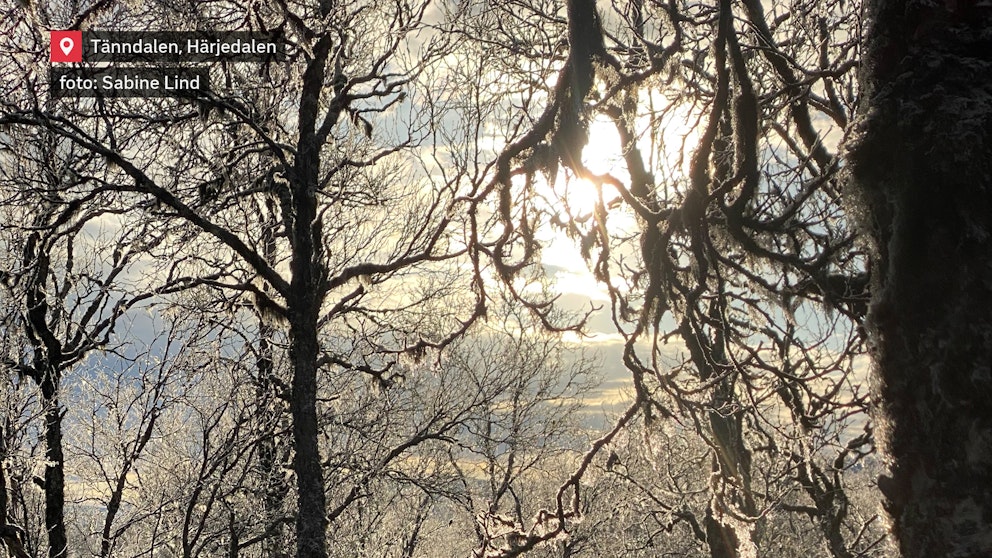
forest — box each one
[1,0,990,557]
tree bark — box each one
[1,426,8,524]
[40,386,67,558]
[849,2,992,555]
[288,52,330,554]
[257,209,290,555]
[287,308,325,558]
[704,508,740,558]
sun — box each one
[582,115,627,177]
[538,115,625,219]
[527,100,701,308]
[532,94,700,234]
[579,99,700,208]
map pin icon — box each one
[59,37,74,56]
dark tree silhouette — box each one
[0,128,180,557]
[475,0,881,555]
[848,0,992,555]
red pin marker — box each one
[50,31,82,63]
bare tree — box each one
[467,0,882,555]
[0,0,937,556]
[2,1,484,556]
[307,293,597,558]
[0,118,189,557]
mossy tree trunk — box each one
[849,2,992,555]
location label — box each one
[50,31,82,63]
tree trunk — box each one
[705,508,741,558]
[682,316,760,558]
[849,2,992,556]
[256,201,290,555]
[24,238,68,558]
[257,319,289,553]
[288,303,326,558]
[1,425,8,523]
[289,101,329,556]
[40,387,67,558]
